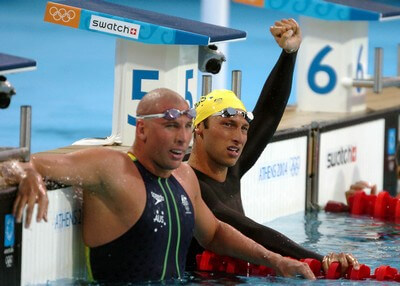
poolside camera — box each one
[198,44,226,74]
[0,76,16,109]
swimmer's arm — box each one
[1,160,49,228]
[24,148,108,187]
[201,185,323,260]
[192,186,315,279]
[270,18,302,54]
[199,183,359,274]
[238,49,297,176]
[6,148,112,227]
[238,20,301,176]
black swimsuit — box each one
[187,51,323,271]
[88,157,194,283]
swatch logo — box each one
[89,15,140,39]
[327,145,357,168]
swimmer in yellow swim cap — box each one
[194,89,253,127]
[187,18,360,276]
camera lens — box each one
[205,59,222,74]
[0,93,11,109]
[0,76,16,109]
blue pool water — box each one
[36,211,400,285]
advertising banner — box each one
[21,187,86,285]
[241,135,308,224]
[318,119,385,206]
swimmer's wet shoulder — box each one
[80,148,147,247]
[88,154,195,283]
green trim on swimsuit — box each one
[85,246,94,282]
[158,177,173,281]
[127,152,137,161]
[166,179,182,278]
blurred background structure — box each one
[1,0,399,152]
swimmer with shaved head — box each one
[2,88,315,283]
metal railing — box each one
[201,70,243,98]
[352,45,400,93]
[231,70,242,98]
[0,106,31,163]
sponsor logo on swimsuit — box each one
[259,156,301,181]
[327,145,357,169]
[153,210,166,232]
[151,192,165,205]
[181,195,192,215]
[89,15,140,39]
[153,210,165,224]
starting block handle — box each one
[352,46,400,93]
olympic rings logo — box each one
[49,6,76,22]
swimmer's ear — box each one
[136,120,147,141]
[194,126,203,137]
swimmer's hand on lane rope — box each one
[345,181,377,204]
[322,252,360,275]
[274,255,316,280]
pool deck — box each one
[279,87,400,131]
[43,87,400,154]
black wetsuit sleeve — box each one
[238,50,297,177]
[223,50,323,261]
[201,183,323,261]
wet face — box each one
[140,100,193,174]
[200,114,249,168]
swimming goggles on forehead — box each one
[136,108,196,120]
[212,107,254,123]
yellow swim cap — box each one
[194,89,246,126]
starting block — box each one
[43,0,246,146]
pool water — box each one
[270,211,400,271]
[34,211,400,285]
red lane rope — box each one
[196,191,400,282]
[197,250,400,282]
